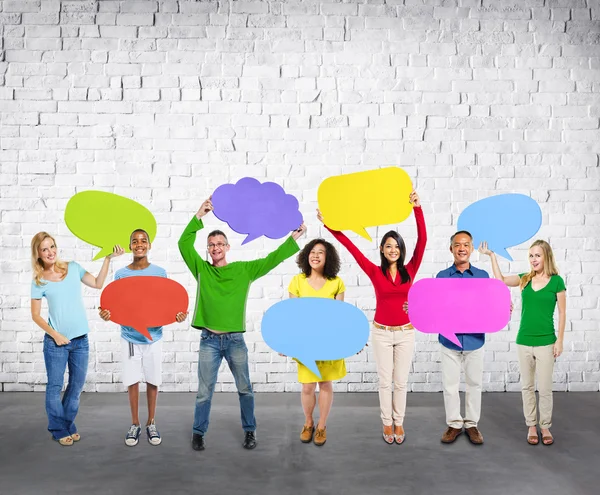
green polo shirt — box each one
[178,216,299,332]
[517,273,566,347]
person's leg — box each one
[193,331,222,436]
[121,338,144,426]
[224,333,255,432]
[43,334,71,441]
[463,347,484,429]
[146,384,158,423]
[517,344,539,443]
[371,327,394,433]
[391,329,416,428]
[441,346,464,430]
[128,383,140,425]
[62,335,89,437]
[301,383,317,427]
[535,344,555,443]
[316,381,333,429]
[143,340,163,425]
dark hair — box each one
[296,238,340,280]
[379,230,410,284]
[130,229,149,243]
[450,230,473,245]
[207,230,228,243]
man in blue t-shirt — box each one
[437,230,490,446]
[99,229,187,447]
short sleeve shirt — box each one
[30,262,89,340]
[288,274,345,300]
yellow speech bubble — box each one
[317,167,413,241]
[65,191,157,260]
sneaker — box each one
[125,424,141,447]
[146,421,162,446]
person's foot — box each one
[465,426,484,445]
[382,424,394,445]
[540,428,554,446]
[300,424,315,443]
[125,424,141,447]
[146,420,162,446]
[394,425,405,444]
[191,433,205,451]
[441,426,463,444]
[57,436,73,446]
[70,433,81,442]
[527,426,539,445]
[314,427,327,447]
[243,431,257,450]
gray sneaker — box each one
[125,424,141,447]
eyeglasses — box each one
[207,243,227,250]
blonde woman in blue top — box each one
[30,232,123,446]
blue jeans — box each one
[43,333,89,440]
[193,330,255,435]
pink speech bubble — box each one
[407,278,511,347]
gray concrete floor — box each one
[0,392,598,495]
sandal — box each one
[382,426,394,445]
[71,433,81,442]
[58,436,73,446]
[541,431,554,446]
[394,425,405,445]
[527,429,539,445]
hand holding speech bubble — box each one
[65,191,157,261]
[100,277,188,341]
[317,167,413,241]
[211,177,303,245]
[408,278,511,347]
[261,298,369,379]
[457,193,542,261]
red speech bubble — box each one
[408,278,511,347]
[100,277,188,340]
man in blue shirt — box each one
[437,231,489,446]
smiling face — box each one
[130,230,150,260]
[529,245,545,274]
[207,234,229,265]
[308,243,327,273]
[450,233,474,266]
[38,237,57,269]
[381,237,400,264]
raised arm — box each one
[478,242,520,287]
[178,198,213,277]
[82,245,124,289]
[405,191,427,273]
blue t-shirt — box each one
[114,264,167,344]
[436,263,490,351]
[31,261,89,340]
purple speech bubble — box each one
[212,177,304,245]
[408,278,511,347]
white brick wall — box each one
[1,0,599,392]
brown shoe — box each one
[300,425,314,443]
[441,427,463,444]
[314,427,326,446]
[465,427,484,445]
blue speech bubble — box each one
[261,298,370,379]
[457,193,542,261]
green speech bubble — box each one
[65,191,157,260]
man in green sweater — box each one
[179,197,306,451]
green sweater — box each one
[178,216,300,332]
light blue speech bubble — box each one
[457,193,542,261]
[261,298,370,379]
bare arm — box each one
[335,292,344,301]
[82,245,124,289]
[31,299,70,346]
[289,292,298,299]
[554,290,566,357]
[478,242,520,287]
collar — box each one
[450,263,473,276]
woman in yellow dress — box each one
[288,238,346,447]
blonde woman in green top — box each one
[479,240,566,446]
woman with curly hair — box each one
[288,238,345,447]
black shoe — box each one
[243,431,257,450]
[192,433,205,451]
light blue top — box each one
[114,264,167,344]
[31,261,89,340]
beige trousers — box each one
[371,326,415,426]
[517,344,555,428]
[440,345,484,429]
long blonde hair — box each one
[519,240,559,291]
[31,232,68,286]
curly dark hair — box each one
[296,238,341,280]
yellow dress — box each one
[288,274,347,383]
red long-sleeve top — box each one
[326,206,427,326]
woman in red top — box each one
[318,191,426,445]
